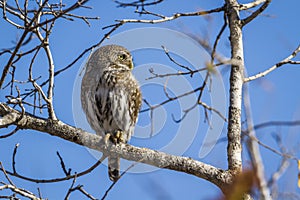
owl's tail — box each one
[108,156,120,182]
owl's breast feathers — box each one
[106,71,142,124]
[93,71,141,139]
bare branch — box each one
[186,32,226,65]
[114,0,164,9]
[268,158,289,187]
[62,13,100,26]
[109,6,224,26]
[0,0,49,89]
[1,91,25,128]
[64,175,77,200]
[0,184,41,200]
[146,59,238,80]
[64,173,97,200]
[20,21,124,102]
[211,13,227,64]
[3,148,106,184]
[0,162,14,186]
[241,0,272,26]
[268,134,290,193]
[0,162,41,200]
[225,0,244,173]
[0,0,93,90]
[239,0,268,10]
[28,0,90,30]
[254,120,300,130]
[2,0,25,29]
[33,5,57,120]
[243,83,271,199]
[0,126,19,139]
[198,101,227,122]
[244,44,300,82]
[101,162,137,200]
[161,46,193,74]
[57,152,71,176]
[0,1,29,22]
[0,103,233,190]
[12,143,19,174]
[171,73,208,123]
[140,86,203,113]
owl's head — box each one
[98,45,134,71]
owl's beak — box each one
[129,60,134,70]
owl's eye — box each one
[118,54,127,60]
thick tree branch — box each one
[0,103,233,191]
[225,0,244,173]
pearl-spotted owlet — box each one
[81,45,142,181]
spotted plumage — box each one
[80,45,142,181]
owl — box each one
[80,45,142,182]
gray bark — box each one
[225,0,244,173]
[0,103,233,191]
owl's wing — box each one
[128,87,142,124]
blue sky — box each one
[1,0,300,199]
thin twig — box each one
[161,45,193,73]
[101,162,138,200]
[243,82,271,199]
[112,6,225,25]
[140,86,203,113]
[146,59,233,80]
[0,184,42,200]
[241,0,272,26]
[64,174,77,200]
[267,134,290,190]
[239,0,268,10]
[211,13,227,64]
[254,120,300,130]
[2,0,25,29]
[77,186,97,200]
[114,0,164,8]
[12,143,19,174]
[244,44,300,82]
[33,1,57,120]
[1,154,106,183]
[57,152,71,176]
[142,99,155,137]
[28,0,90,30]
[21,21,123,102]
[198,101,227,122]
[0,162,15,186]
[0,127,19,139]
[0,0,49,89]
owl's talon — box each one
[115,130,125,143]
[104,133,111,146]
[106,130,125,144]
[111,135,118,144]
